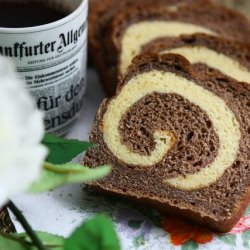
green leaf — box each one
[43,133,93,164]
[181,241,198,250]
[244,205,250,217]
[16,232,64,250]
[128,219,143,229]
[218,234,237,246]
[64,215,120,250]
[29,163,111,193]
[242,231,250,249]
[0,231,64,250]
[0,232,28,250]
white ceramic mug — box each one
[0,0,88,135]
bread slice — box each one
[89,0,250,95]
[89,0,210,95]
[141,33,250,84]
[83,53,250,232]
[88,0,208,54]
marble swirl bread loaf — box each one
[83,53,250,232]
[88,0,208,61]
[88,0,210,94]
[89,0,250,95]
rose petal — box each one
[193,227,213,244]
[171,225,197,246]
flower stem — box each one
[7,201,47,250]
[44,162,88,174]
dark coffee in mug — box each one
[0,1,69,28]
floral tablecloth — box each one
[8,69,250,250]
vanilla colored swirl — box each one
[161,46,250,84]
[102,70,241,190]
[120,21,216,74]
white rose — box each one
[0,57,47,207]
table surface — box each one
[10,69,250,250]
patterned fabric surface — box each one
[10,186,250,250]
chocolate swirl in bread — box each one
[83,54,250,232]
